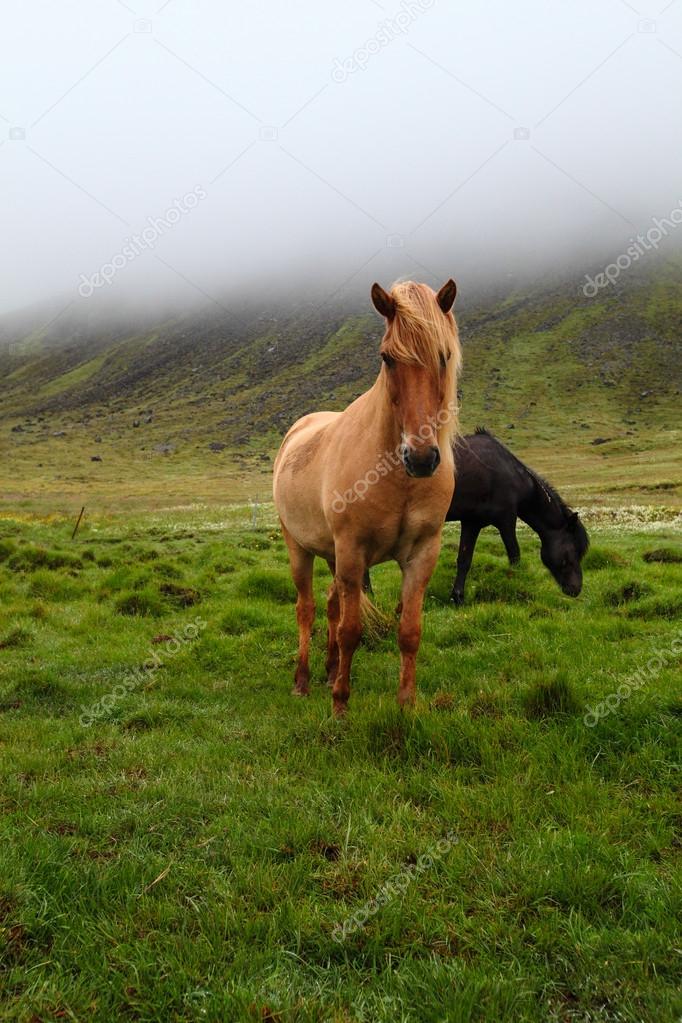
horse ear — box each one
[436,279,457,314]
[568,511,579,529]
[371,283,396,319]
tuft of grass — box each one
[8,675,71,713]
[220,603,271,634]
[583,546,627,570]
[7,545,81,571]
[29,602,48,621]
[465,558,533,604]
[236,569,295,603]
[159,582,200,607]
[642,546,682,563]
[122,712,167,731]
[0,626,32,650]
[470,689,507,719]
[604,580,653,606]
[431,690,456,711]
[624,593,682,620]
[114,588,165,617]
[0,538,17,562]
[523,673,582,720]
[28,570,82,601]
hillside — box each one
[1,259,681,515]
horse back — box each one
[448,431,530,525]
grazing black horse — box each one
[447,429,589,604]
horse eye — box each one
[439,352,447,369]
[382,353,395,369]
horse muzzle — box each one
[402,444,441,478]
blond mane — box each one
[381,280,461,446]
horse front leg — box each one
[331,556,364,716]
[397,537,441,708]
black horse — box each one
[364,429,589,603]
[447,429,589,603]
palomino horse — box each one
[273,279,461,715]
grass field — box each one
[0,504,680,1022]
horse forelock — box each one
[382,282,460,370]
[380,281,461,445]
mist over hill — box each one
[2,256,681,449]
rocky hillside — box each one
[1,257,680,510]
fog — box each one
[2,0,682,320]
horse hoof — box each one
[397,695,415,710]
[291,686,309,697]
[450,591,464,605]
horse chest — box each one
[362,489,445,561]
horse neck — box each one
[518,471,567,539]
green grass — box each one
[0,512,680,1022]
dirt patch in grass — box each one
[0,627,32,650]
[159,582,201,607]
[642,546,682,564]
[7,545,81,572]
[310,839,341,861]
[604,580,653,606]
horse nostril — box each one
[430,446,441,470]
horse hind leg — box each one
[499,515,520,566]
[282,527,315,696]
[331,553,365,716]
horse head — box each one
[540,510,589,597]
[371,279,460,478]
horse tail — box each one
[360,589,393,644]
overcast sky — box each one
[1,0,681,317]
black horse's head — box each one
[540,511,589,597]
